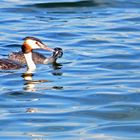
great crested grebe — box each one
[0,37,62,72]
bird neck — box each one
[24,52,36,73]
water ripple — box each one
[0,0,140,139]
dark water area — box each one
[0,0,140,139]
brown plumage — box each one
[0,59,22,70]
[8,51,47,64]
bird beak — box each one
[36,41,54,52]
[42,45,54,52]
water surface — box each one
[0,0,140,139]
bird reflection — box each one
[51,62,63,76]
[22,62,63,92]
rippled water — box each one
[0,0,140,139]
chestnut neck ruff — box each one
[22,43,32,54]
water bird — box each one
[0,37,63,72]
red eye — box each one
[36,41,41,47]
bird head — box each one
[22,36,54,53]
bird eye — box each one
[36,41,40,46]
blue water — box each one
[0,0,140,139]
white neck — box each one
[24,52,36,73]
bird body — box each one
[0,58,22,70]
[8,48,63,65]
[9,51,47,64]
